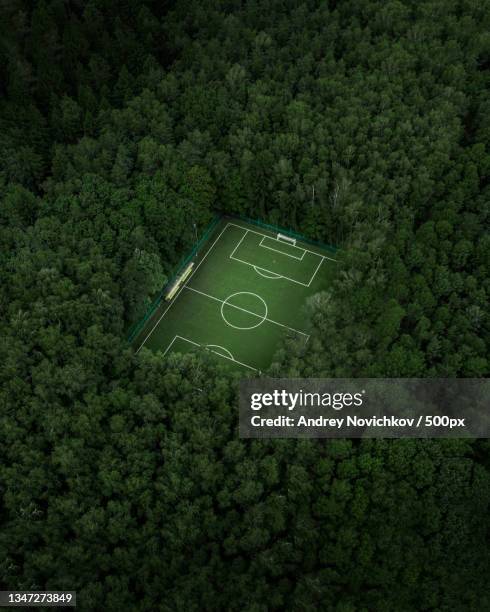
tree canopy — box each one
[0,0,489,610]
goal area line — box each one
[258,236,306,260]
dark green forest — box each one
[1,0,489,610]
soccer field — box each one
[134,218,338,372]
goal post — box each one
[277,233,296,246]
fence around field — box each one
[231,214,338,254]
[127,214,222,343]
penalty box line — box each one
[231,253,317,288]
[185,285,310,340]
[229,226,330,287]
[308,257,324,287]
[164,334,258,371]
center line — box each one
[185,285,309,338]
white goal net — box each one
[277,233,296,246]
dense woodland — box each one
[1,1,489,610]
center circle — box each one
[220,292,268,330]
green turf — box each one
[135,219,338,372]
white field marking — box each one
[136,223,232,353]
[162,335,178,356]
[165,335,257,371]
[234,250,326,287]
[307,257,325,287]
[253,266,282,279]
[185,285,309,338]
[206,348,257,371]
[229,224,329,286]
[163,334,199,357]
[259,236,306,261]
[206,344,234,359]
[228,222,338,262]
[230,255,310,287]
[229,228,249,259]
[220,292,268,330]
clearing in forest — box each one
[133,218,338,372]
